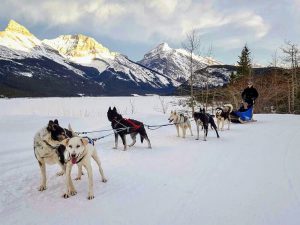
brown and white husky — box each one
[168,111,193,138]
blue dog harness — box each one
[82,136,94,146]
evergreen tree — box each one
[236,45,252,79]
[230,71,236,82]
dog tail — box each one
[224,104,234,113]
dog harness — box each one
[124,119,141,131]
[82,136,94,146]
[43,140,59,149]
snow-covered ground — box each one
[0,96,300,225]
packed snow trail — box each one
[0,97,300,225]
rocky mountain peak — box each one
[43,34,117,59]
[4,20,32,36]
[156,42,171,51]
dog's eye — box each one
[69,145,72,148]
[76,145,80,148]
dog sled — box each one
[230,106,256,123]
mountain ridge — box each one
[139,42,223,83]
[0,20,178,97]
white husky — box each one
[168,111,193,138]
[62,136,107,200]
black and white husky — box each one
[33,119,74,191]
[107,107,151,150]
[168,111,193,138]
[215,104,233,130]
[193,108,219,141]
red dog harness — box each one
[125,118,141,131]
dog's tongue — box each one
[71,157,77,164]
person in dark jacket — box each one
[241,81,258,108]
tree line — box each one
[180,30,300,114]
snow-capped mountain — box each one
[0,20,41,52]
[43,35,117,73]
[138,42,223,83]
[0,20,177,97]
[43,35,178,89]
[0,20,86,77]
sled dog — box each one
[215,104,233,130]
[107,107,151,150]
[193,108,219,141]
[168,111,193,138]
[33,119,74,191]
[62,136,107,200]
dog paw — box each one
[63,193,70,199]
[56,171,64,176]
[38,185,47,191]
[74,177,81,181]
[70,190,77,196]
[112,147,117,149]
[87,195,95,200]
[195,138,199,140]
[102,178,108,183]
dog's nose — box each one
[71,153,76,158]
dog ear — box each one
[68,124,77,137]
[61,138,70,146]
[47,120,55,131]
[54,119,59,125]
[81,138,89,146]
[108,107,111,111]
[113,107,117,112]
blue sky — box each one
[0,0,299,65]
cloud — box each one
[42,1,82,25]
[228,11,270,38]
[294,0,300,7]
[145,0,181,17]
[0,0,271,43]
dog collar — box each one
[76,155,85,164]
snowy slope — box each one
[139,43,223,83]
[44,36,178,89]
[191,65,235,88]
[1,96,300,225]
